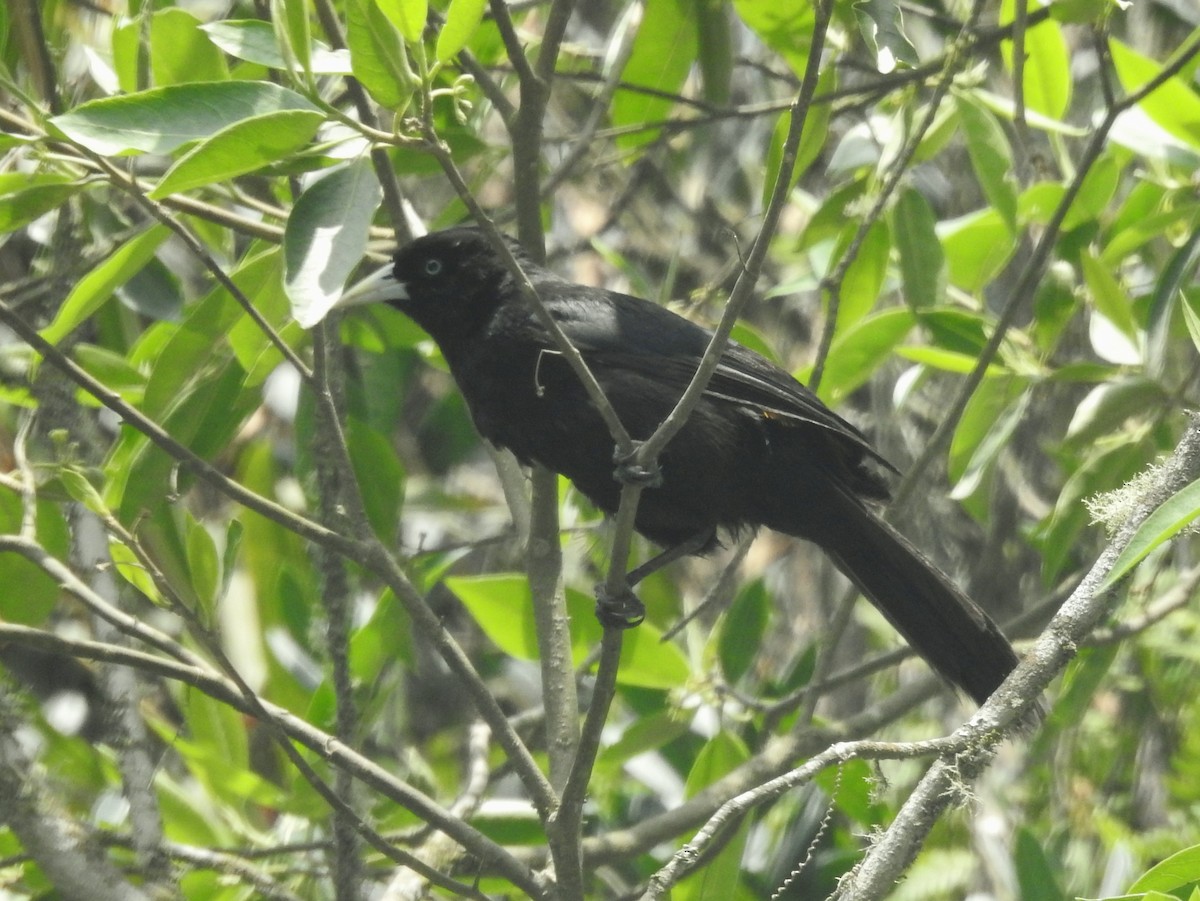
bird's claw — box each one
[613,444,662,488]
[594,582,645,629]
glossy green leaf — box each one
[436,0,486,62]
[150,109,323,198]
[1110,38,1200,151]
[346,416,404,544]
[798,307,915,406]
[937,207,1016,293]
[1101,202,1200,266]
[949,379,1030,497]
[1080,251,1137,339]
[675,733,752,901]
[448,574,545,660]
[896,346,1008,376]
[695,0,733,105]
[201,20,352,73]
[186,513,221,615]
[1099,477,1200,591]
[73,344,148,403]
[854,0,918,74]
[0,174,79,231]
[831,218,890,332]
[717,579,769,684]
[612,0,698,150]
[999,0,1070,119]
[1130,843,1200,893]
[1063,152,1119,230]
[150,8,228,85]
[346,0,414,108]
[1183,289,1200,355]
[50,81,319,156]
[40,224,170,346]
[762,65,834,208]
[1070,376,1161,453]
[1014,828,1065,901]
[350,589,414,681]
[0,494,69,626]
[732,0,814,76]
[285,159,383,326]
[893,187,945,309]
[375,0,427,43]
[274,0,312,73]
[954,92,1017,232]
[447,574,690,688]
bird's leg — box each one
[594,529,715,629]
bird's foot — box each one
[594,582,645,629]
[612,443,662,488]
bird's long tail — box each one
[805,491,1018,705]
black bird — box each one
[337,226,1019,705]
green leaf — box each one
[999,0,1070,119]
[1062,377,1164,452]
[717,579,769,684]
[436,0,486,62]
[854,0,919,74]
[1013,828,1064,901]
[1110,38,1200,151]
[895,345,1008,376]
[201,20,352,73]
[732,0,814,77]
[59,468,110,516]
[830,218,890,332]
[1183,289,1200,355]
[1099,477,1200,592]
[150,8,228,85]
[675,734,752,901]
[220,519,243,605]
[149,109,324,198]
[346,0,415,108]
[274,0,312,73]
[50,81,320,156]
[1063,151,1119,231]
[954,92,1017,231]
[0,173,79,231]
[446,574,543,661]
[40,224,171,346]
[797,307,915,406]
[447,574,690,689]
[949,380,1031,499]
[346,416,404,544]
[695,0,733,105]
[612,0,699,150]
[1130,843,1200,893]
[893,187,945,309]
[73,344,148,403]
[762,65,834,208]
[186,513,221,616]
[937,207,1016,293]
[0,495,68,626]
[375,0,427,43]
[1101,202,1200,267]
[285,159,383,327]
[350,589,413,681]
[1080,250,1137,339]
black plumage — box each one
[340,226,1019,704]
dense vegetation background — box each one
[2,0,1200,898]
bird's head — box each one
[336,227,521,340]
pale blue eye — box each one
[424,259,443,276]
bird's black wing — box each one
[540,284,894,470]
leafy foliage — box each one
[1,0,1199,898]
